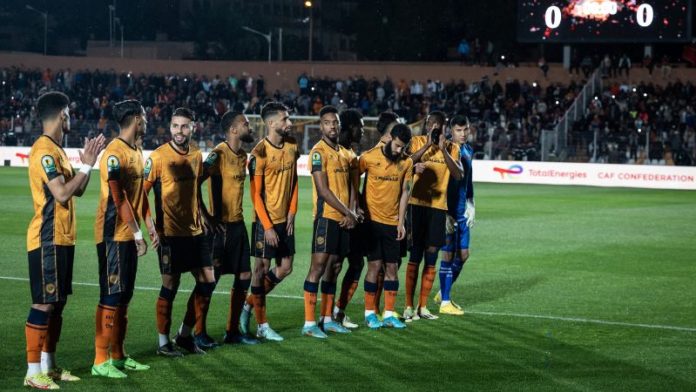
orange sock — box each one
[110,305,128,360]
[337,280,359,310]
[194,293,212,335]
[384,289,397,312]
[156,297,173,335]
[43,313,62,354]
[227,287,247,333]
[253,293,267,324]
[94,304,116,365]
[405,262,419,308]
[418,265,437,308]
[364,290,376,312]
[25,322,48,364]
[303,290,317,323]
[320,292,335,319]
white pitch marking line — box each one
[2,275,695,333]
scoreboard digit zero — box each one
[518,0,692,42]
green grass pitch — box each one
[0,166,695,391]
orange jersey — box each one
[309,139,356,222]
[145,142,203,237]
[408,135,460,210]
[94,138,144,243]
[204,142,247,223]
[26,135,76,251]
[359,146,413,226]
[249,137,299,225]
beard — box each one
[240,133,254,143]
[384,142,400,162]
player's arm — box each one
[396,161,414,240]
[141,156,160,249]
[249,155,279,246]
[439,138,464,180]
[409,137,431,164]
[45,135,105,203]
[108,175,147,255]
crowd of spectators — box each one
[0,64,693,166]
[571,80,696,166]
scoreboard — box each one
[518,0,692,42]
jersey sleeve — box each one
[404,158,414,183]
[144,151,159,183]
[105,152,122,181]
[358,154,368,174]
[37,149,64,182]
[310,149,326,173]
[248,152,265,177]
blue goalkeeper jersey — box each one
[447,143,474,219]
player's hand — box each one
[445,214,456,235]
[356,207,365,223]
[149,230,160,250]
[464,200,476,228]
[414,162,427,174]
[396,224,406,240]
[264,228,279,247]
[340,212,358,229]
[135,239,148,257]
[79,134,106,166]
[438,135,448,151]
[202,213,223,235]
[286,213,296,236]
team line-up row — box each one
[21,91,474,389]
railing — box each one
[542,68,602,161]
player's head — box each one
[425,110,447,132]
[339,109,364,148]
[384,123,412,161]
[113,99,146,138]
[449,114,471,145]
[261,101,292,137]
[170,107,195,148]
[37,91,71,133]
[319,105,340,144]
[220,110,253,143]
[377,111,399,138]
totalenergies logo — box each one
[493,164,523,179]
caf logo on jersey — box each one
[41,155,57,174]
[144,158,153,176]
[107,155,120,172]
[205,152,218,166]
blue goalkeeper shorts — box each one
[441,219,470,252]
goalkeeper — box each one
[436,115,475,316]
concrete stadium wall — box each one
[1,53,694,95]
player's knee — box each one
[277,265,292,278]
[195,281,216,297]
[234,277,251,291]
[460,249,470,263]
[100,293,121,307]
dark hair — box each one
[220,110,244,133]
[339,109,363,132]
[172,107,195,121]
[261,101,289,121]
[376,111,399,135]
[449,114,470,128]
[426,111,447,127]
[113,99,143,128]
[319,105,339,118]
[390,123,412,145]
[36,91,70,122]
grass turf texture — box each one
[0,166,695,391]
